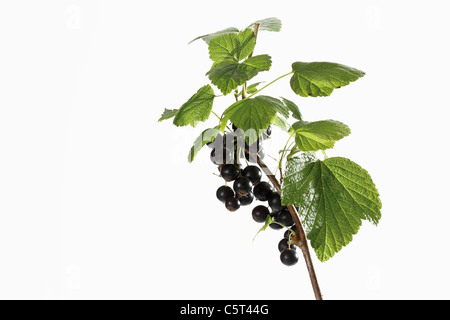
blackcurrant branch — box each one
[251,153,323,300]
[231,24,322,300]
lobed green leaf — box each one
[208,29,256,63]
[207,55,272,95]
[290,62,365,97]
[173,85,215,127]
[292,120,351,151]
[281,154,382,261]
[221,96,287,144]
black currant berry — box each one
[253,182,274,201]
[269,210,279,218]
[238,192,254,206]
[268,209,282,229]
[225,197,241,212]
[242,165,262,185]
[276,208,294,227]
[284,225,298,239]
[233,176,253,197]
[269,220,284,230]
[268,192,283,211]
[210,148,232,165]
[252,205,270,223]
[280,248,299,266]
[220,164,240,182]
[278,238,297,253]
[216,186,234,203]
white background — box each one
[0,0,449,300]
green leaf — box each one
[187,127,221,163]
[208,28,256,63]
[158,108,178,122]
[173,85,215,127]
[292,120,351,151]
[221,96,286,143]
[207,55,272,95]
[290,62,365,97]
[248,17,282,32]
[188,27,239,45]
[281,97,302,120]
[281,154,382,262]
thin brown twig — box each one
[254,154,323,300]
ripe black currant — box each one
[238,192,254,206]
[225,197,241,212]
[216,186,234,203]
[268,192,283,211]
[284,225,298,239]
[233,176,253,197]
[220,164,240,182]
[252,205,270,223]
[280,248,299,266]
[276,208,294,227]
[269,220,284,230]
[269,210,283,230]
[278,238,297,253]
[253,181,274,201]
[210,148,232,165]
[242,165,262,185]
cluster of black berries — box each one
[209,125,269,167]
[209,125,299,266]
